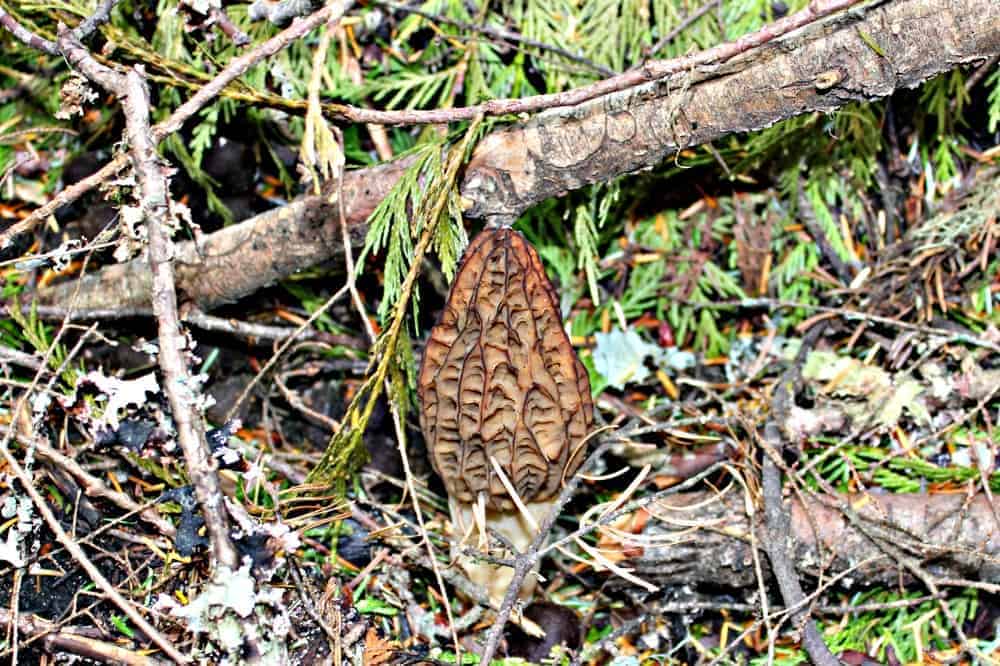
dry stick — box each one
[0,0,120,55]
[0,6,60,54]
[182,307,326,343]
[9,567,20,665]
[539,460,727,558]
[759,325,840,666]
[689,298,1000,355]
[702,559,884,666]
[578,552,885,666]
[319,0,867,125]
[58,30,239,570]
[0,445,189,664]
[157,0,353,139]
[0,0,354,248]
[6,303,351,344]
[0,345,43,370]
[71,0,123,41]
[0,610,170,666]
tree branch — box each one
[37,0,1000,314]
[759,325,839,666]
[58,28,241,570]
[613,489,1000,589]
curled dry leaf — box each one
[418,227,594,512]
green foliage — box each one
[124,452,187,487]
[751,589,983,665]
[573,182,619,304]
[804,437,1000,495]
[6,298,80,388]
[989,66,1000,133]
[110,614,136,639]
[359,142,444,323]
[309,117,486,491]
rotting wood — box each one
[607,489,1000,590]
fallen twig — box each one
[0,609,169,665]
[59,28,239,570]
[759,325,839,665]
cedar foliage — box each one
[1,0,999,662]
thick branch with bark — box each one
[615,489,1000,589]
[39,0,1000,313]
[41,158,409,312]
[463,0,1000,219]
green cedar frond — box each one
[358,143,443,322]
[988,67,1000,133]
[369,68,461,111]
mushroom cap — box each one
[418,228,594,512]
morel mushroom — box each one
[419,227,594,603]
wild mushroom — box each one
[418,227,594,604]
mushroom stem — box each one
[450,497,555,605]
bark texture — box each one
[462,0,1000,218]
[418,228,592,511]
[614,489,1000,589]
[40,0,1000,311]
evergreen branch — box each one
[374,0,616,77]
[35,0,1000,314]
[318,0,869,125]
[306,114,485,489]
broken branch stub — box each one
[418,227,593,512]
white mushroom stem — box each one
[449,496,555,606]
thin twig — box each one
[0,7,58,54]
[0,609,169,665]
[686,297,1000,354]
[209,7,250,47]
[58,28,240,569]
[0,0,121,54]
[759,324,839,666]
[0,445,189,663]
[71,0,123,41]
[1,1,355,247]
[0,345,43,371]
